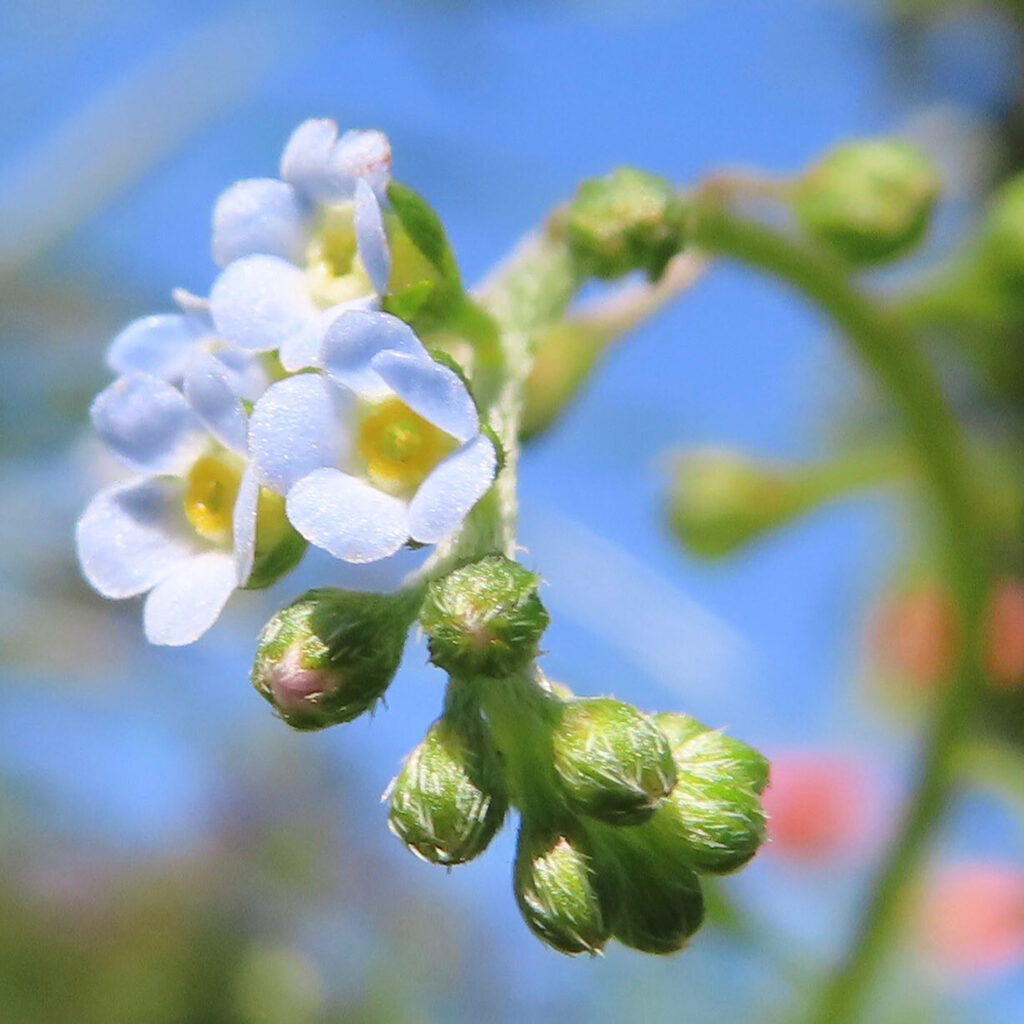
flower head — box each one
[209,119,393,371]
[249,309,497,563]
[76,358,302,645]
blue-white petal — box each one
[76,478,196,599]
[183,354,248,454]
[408,434,497,544]
[354,178,390,293]
[278,294,381,372]
[249,373,348,494]
[212,177,311,267]
[320,309,428,400]
[280,119,392,203]
[209,254,317,353]
[286,467,408,563]
[106,314,199,381]
[143,550,238,646]
[233,465,260,585]
[370,350,478,442]
[91,374,206,475]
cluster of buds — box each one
[378,555,768,956]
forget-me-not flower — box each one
[209,119,393,373]
[76,357,295,645]
[107,288,269,401]
[249,309,498,563]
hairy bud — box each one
[514,824,610,955]
[251,589,415,730]
[420,555,549,677]
[652,715,769,874]
[387,710,507,866]
[794,139,940,265]
[565,168,686,280]
[552,698,677,825]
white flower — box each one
[249,309,498,563]
[209,119,392,372]
[75,358,278,646]
[106,288,268,401]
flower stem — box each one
[688,204,990,1024]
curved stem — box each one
[689,206,990,1024]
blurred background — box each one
[3,0,1024,1021]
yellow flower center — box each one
[305,202,373,307]
[357,398,456,496]
[183,452,244,544]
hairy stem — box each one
[689,205,990,1024]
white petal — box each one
[248,373,348,494]
[209,254,317,353]
[212,177,311,267]
[172,288,210,319]
[76,478,196,599]
[286,468,408,563]
[106,314,199,381]
[211,347,270,403]
[183,354,248,454]
[278,294,380,372]
[233,465,260,585]
[143,550,238,646]
[320,309,429,400]
[91,374,206,475]
[354,178,390,293]
[408,434,497,544]
[280,119,392,203]
[370,350,478,442]
[335,129,393,200]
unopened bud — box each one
[654,725,769,875]
[794,139,940,265]
[604,838,705,954]
[251,589,415,730]
[514,824,609,955]
[387,712,507,866]
[552,698,677,825]
[420,555,549,677]
[668,448,807,559]
[565,168,686,280]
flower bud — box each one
[514,824,610,955]
[251,589,415,731]
[419,555,549,677]
[653,726,768,874]
[387,712,507,866]
[564,168,686,280]
[601,836,705,954]
[667,448,808,559]
[794,139,940,265]
[979,175,1024,286]
[552,698,677,825]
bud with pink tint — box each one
[761,752,876,863]
[917,862,1024,978]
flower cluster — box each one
[77,120,497,645]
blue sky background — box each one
[1,1,1022,1020]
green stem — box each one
[689,205,990,1024]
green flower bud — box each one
[251,589,415,731]
[387,712,507,866]
[654,712,769,794]
[514,824,610,955]
[653,725,769,874]
[979,175,1024,285]
[794,139,940,265]
[552,698,677,825]
[607,851,705,955]
[420,555,549,677]
[565,168,686,280]
[667,448,809,559]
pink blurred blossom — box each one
[918,862,1024,978]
